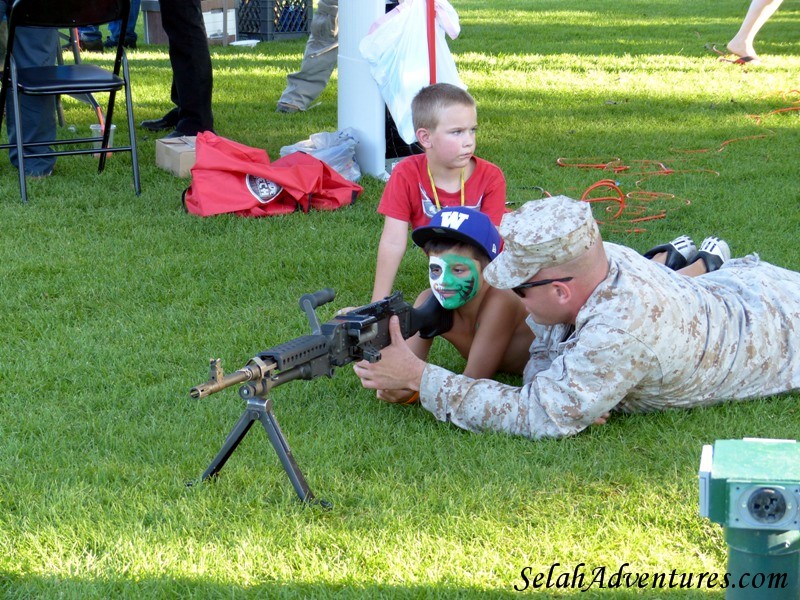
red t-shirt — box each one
[378,154,507,229]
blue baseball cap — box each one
[411,207,502,261]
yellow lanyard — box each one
[427,163,465,210]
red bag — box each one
[273,151,363,211]
[183,132,363,217]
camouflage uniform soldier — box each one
[354,195,800,439]
[276,0,338,113]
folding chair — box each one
[0,0,140,202]
[55,28,105,130]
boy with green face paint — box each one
[428,253,481,309]
[376,207,534,404]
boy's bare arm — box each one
[462,290,527,379]
[372,217,410,301]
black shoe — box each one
[104,37,137,50]
[161,129,200,139]
[643,235,697,271]
[162,128,215,139]
[79,38,103,52]
[140,109,180,132]
[689,236,731,273]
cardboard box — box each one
[203,6,237,44]
[142,0,236,45]
[156,136,197,178]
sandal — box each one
[690,236,731,273]
[643,235,697,270]
[704,43,762,66]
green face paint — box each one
[428,253,480,309]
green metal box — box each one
[700,439,800,529]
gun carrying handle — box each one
[299,288,336,335]
[299,288,336,310]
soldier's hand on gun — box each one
[354,316,426,393]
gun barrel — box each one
[190,361,275,399]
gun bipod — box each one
[191,389,331,510]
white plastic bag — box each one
[359,0,464,145]
[279,127,362,182]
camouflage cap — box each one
[483,196,600,289]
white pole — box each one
[337,0,388,179]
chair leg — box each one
[97,90,116,173]
[69,28,81,64]
[123,56,141,195]
[10,58,28,203]
[56,95,66,128]
[0,66,7,137]
[55,33,65,128]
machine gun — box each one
[189,288,451,507]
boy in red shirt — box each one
[371,83,507,301]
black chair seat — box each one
[17,64,124,95]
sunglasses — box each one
[512,277,574,297]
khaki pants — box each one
[278,0,338,110]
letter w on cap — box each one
[439,211,469,229]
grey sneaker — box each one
[643,235,697,270]
[276,102,301,114]
[692,236,731,272]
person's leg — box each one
[5,26,57,176]
[277,0,338,112]
[107,20,121,43]
[107,0,141,46]
[727,0,784,59]
[159,0,214,135]
[677,261,707,277]
[125,0,142,41]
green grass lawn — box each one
[1,0,799,597]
